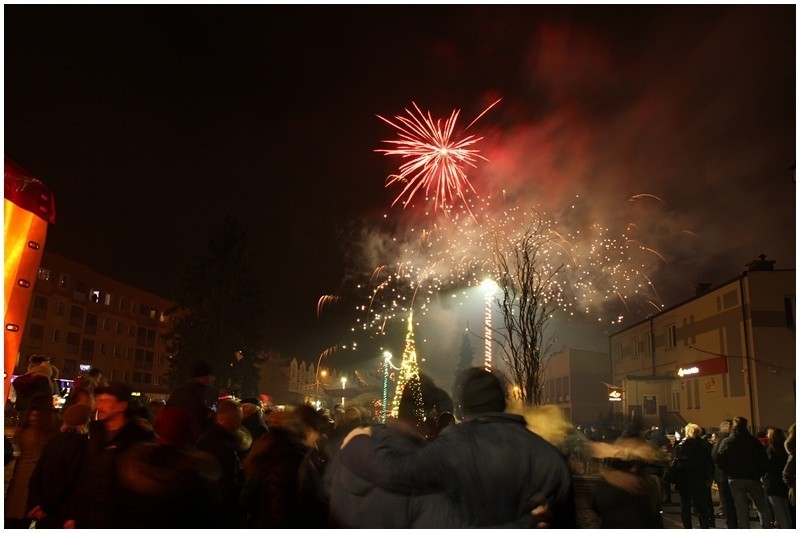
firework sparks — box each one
[376,99,501,215]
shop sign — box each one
[676,356,727,378]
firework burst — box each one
[376,99,501,216]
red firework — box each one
[376,99,500,214]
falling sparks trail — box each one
[376,99,501,216]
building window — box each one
[115,321,123,334]
[104,293,113,306]
[131,301,139,315]
[128,325,135,337]
[51,329,61,343]
[124,371,130,383]
[85,313,98,336]
[119,297,127,312]
[126,347,133,360]
[98,342,105,355]
[66,332,79,352]
[90,290,100,304]
[32,295,48,319]
[81,339,94,360]
[28,323,45,342]
[59,273,70,290]
[666,324,677,349]
[37,268,51,281]
[56,301,65,316]
[69,306,84,328]
[111,369,118,381]
[112,344,120,357]
[101,318,109,331]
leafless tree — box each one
[489,211,564,406]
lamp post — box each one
[481,279,499,372]
[382,351,392,423]
[340,376,347,407]
[314,347,334,408]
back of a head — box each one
[287,404,326,439]
[215,399,242,431]
[732,416,749,434]
[397,382,425,425]
[456,367,506,417]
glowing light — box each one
[376,99,500,215]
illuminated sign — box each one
[79,364,92,372]
[676,356,727,378]
[608,389,623,402]
[677,366,699,377]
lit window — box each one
[37,268,51,281]
[104,293,113,306]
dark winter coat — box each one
[711,430,731,482]
[115,442,223,528]
[195,423,245,527]
[764,443,790,497]
[716,429,768,481]
[673,437,714,489]
[341,412,576,528]
[240,427,328,528]
[71,417,155,528]
[592,469,664,529]
[26,430,88,529]
[330,419,467,528]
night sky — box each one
[5,6,795,385]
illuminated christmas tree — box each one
[390,312,426,421]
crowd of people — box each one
[3,355,796,529]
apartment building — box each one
[608,256,795,431]
[12,251,175,400]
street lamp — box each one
[481,278,499,372]
[341,376,347,407]
[382,351,392,422]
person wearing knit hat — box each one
[338,366,577,528]
[455,367,507,417]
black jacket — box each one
[71,417,155,528]
[342,412,576,528]
[27,430,88,529]
[764,444,790,497]
[330,419,469,528]
[716,429,768,480]
[673,437,714,488]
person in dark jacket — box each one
[240,397,269,443]
[330,381,544,528]
[195,399,245,527]
[26,403,91,529]
[240,403,329,528]
[116,406,222,528]
[764,427,792,528]
[711,419,738,528]
[592,456,665,529]
[672,423,715,528]
[340,367,577,528]
[166,359,216,443]
[65,381,156,528]
[716,416,772,529]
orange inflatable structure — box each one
[4,157,56,402]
